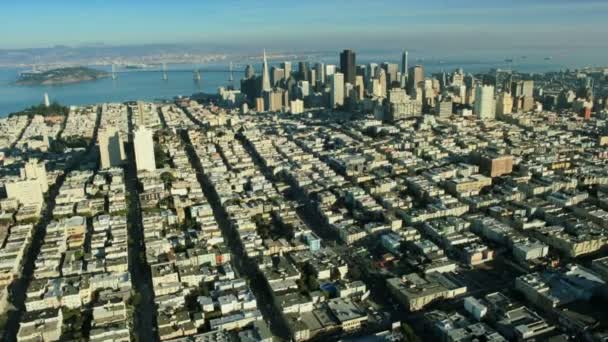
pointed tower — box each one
[261,49,271,93]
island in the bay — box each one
[15,66,110,86]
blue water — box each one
[0,54,588,117]
[0,64,236,116]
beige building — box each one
[134,127,156,172]
[387,272,467,311]
[21,159,48,193]
[98,127,126,169]
[5,179,44,208]
[496,92,513,115]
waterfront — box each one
[0,55,584,117]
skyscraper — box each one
[325,64,336,78]
[330,72,345,108]
[378,69,387,98]
[281,62,292,79]
[340,49,356,85]
[261,49,272,93]
[475,85,496,120]
[496,92,513,115]
[408,65,425,94]
[315,63,325,86]
[298,62,310,82]
[511,80,534,112]
[271,66,285,87]
[98,127,126,169]
[382,63,399,88]
[401,51,409,75]
[245,65,255,79]
[134,127,156,172]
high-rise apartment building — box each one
[330,72,345,108]
[281,62,292,79]
[408,65,425,94]
[475,85,496,120]
[134,127,156,172]
[496,92,513,115]
[98,127,125,169]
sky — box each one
[2,0,608,56]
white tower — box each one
[475,85,496,120]
[261,49,271,93]
[134,127,156,172]
[44,93,50,107]
[330,72,345,108]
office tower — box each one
[240,77,259,102]
[378,69,387,98]
[467,84,476,105]
[281,62,292,78]
[436,99,453,118]
[401,50,409,75]
[340,49,356,85]
[355,75,365,100]
[309,69,316,87]
[315,63,325,86]
[494,69,512,92]
[282,90,290,108]
[452,70,464,87]
[261,50,272,93]
[456,85,467,103]
[297,81,310,98]
[255,97,265,112]
[264,89,284,112]
[408,65,425,94]
[98,127,125,169]
[271,67,285,87]
[284,77,296,98]
[424,79,437,108]
[371,78,382,98]
[368,63,378,78]
[298,62,310,81]
[356,65,366,77]
[474,85,496,120]
[382,63,399,88]
[345,83,357,109]
[464,74,475,90]
[325,64,336,77]
[511,80,534,112]
[245,65,255,79]
[330,72,345,108]
[20,159,48,193]
[290,99,304,114]
[134,127,156,172]
[496,92,513,115]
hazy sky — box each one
[2,0,608,54]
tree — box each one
[160,171,175,188]
[401,323,421,342]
